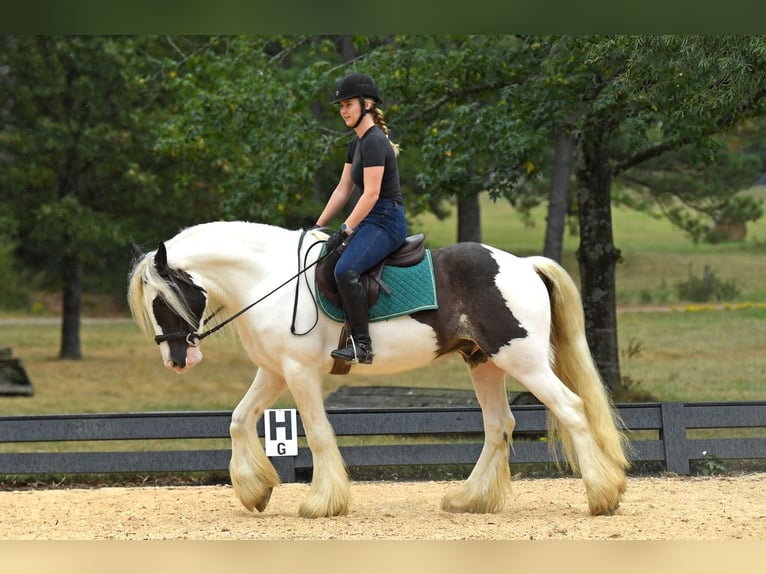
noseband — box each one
[154,331,202,347]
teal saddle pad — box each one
[317,249,439,323]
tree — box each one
[364,35,766,390]
[615,141,762,243]
[542,131,575,262]
[367,36,549,241]
[0,36,222,358]
[1,37,143,357]
[536,36,766,389]
[152,35,549,237]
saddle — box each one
[316,233,426,310]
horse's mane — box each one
[127,221,307,339]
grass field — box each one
[1,188,765,415]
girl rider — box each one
[315,73,407,365]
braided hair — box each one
[368,102,400,157]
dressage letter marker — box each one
[264,409,298,456]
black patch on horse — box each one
[412,243,529,367]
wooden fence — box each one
[0,402,764,481]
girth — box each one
[316,233,426,309]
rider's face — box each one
[338,98,365,127]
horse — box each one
[127,220,629,519]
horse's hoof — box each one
[441,485,504,514]
[254,487,273,512]
[232,480,275,513]
[441,500,467,514]
[592,500,620,516]
[298,493,350,518]
[441,495,496,514]
[588,496,622,516]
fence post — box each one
[660,402,689,474]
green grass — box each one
[0,320,258,415]
[617,306,766,402]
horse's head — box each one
[128,242,208,374]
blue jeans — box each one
[334,199,408,279]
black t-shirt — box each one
[345,125,403,203]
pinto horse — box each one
[128,221,628,518]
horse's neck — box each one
[168,222,297,300]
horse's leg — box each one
[229,367,286,513]
[503,351,625,516]
[442,361,515,514]
[283,361,350,518]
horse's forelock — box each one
[127,251,202,336]
[127,254,155,336]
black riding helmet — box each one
[331,72,382,105]
[332,73,382,128]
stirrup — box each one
[331,336,374,364]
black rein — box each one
[154,230,329,347]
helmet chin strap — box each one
[353,97,368,128]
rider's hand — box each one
[324,230,346,253]
[324,223,353,253]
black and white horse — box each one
[128,221,628,518]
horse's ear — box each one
[130,242,144,260]
[154,242,169,271]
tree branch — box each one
[614,87,766,177]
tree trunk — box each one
[457,193,481,243]
[336,36,357,63]
[59,252,82,359]
[543,131,574,263]
[575,140,621,392]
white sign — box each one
[264,409,298,456]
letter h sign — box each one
[264,409,298,456]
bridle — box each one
[153,230,329,348]
[153,330,204,347]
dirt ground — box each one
[1,473,764,540]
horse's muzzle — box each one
[163,343,203,373]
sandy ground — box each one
[1,473,764,540]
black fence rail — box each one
[0,402,764,481]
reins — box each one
[180,230,329,347]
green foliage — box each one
[0,36,232,299]
[695,451,728,476]
[0,216,29,309]
[675,265,741,302]
[615,138,764,243]
[0,239,31,310]
[639,280,673,305]
[0,37,160,293]
[153,36,343,225]
[365,36,549,209]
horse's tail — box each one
[528,256,630,475]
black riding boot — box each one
[331,269,374,364]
